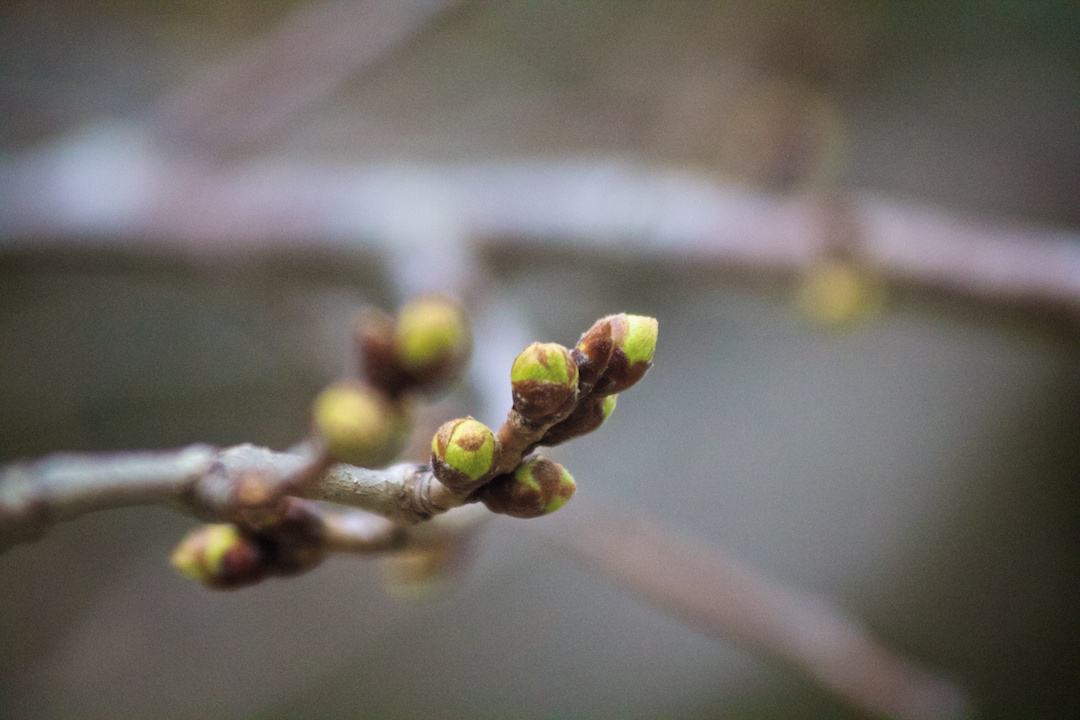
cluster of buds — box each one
[172,295,472,590]
[171,304,657,590]
[429,313,658,519]
[313,294,471,469]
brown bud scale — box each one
[572,317,614,390]
[210,539,269,590]
[511,379,578,423]
[540,393,615,447]
[261,498,328,576]
[356,308,401,395]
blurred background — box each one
[0,1,1078,718]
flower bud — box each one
[591,314,658,395]
[479,456,576,519]
[540,393,617,446]
[312,382,409,468]
[571,316,614,390]
[510,342,579,424]
[431,417,498,490]
[395,295,470,372]
[356,296,472,396]
[170,524,268,590]
[796,259,884,328]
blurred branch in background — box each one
[2,136,1078,316]
[150,0,458,155]
[542,502,969,720]
[3,0,1076,315]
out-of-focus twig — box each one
[1,138,1076,316]
[150,0,457,154]
[538,501,970,720]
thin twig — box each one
[0,445,215,548]
[539,502,970,720]
[150,0,457,154]
[0,444,455,551]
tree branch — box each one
[150,0,458,154]
[0,445,214,548]
[301,461,451,525]
[0,443,455,552]
[540,503,969,720]
[2,138,1076,315]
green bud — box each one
[479,456,577,519]
[170,524,267,590]
[540,393,617,446]
[356,297,472,397]
[592,314,658,395]
[312,382,409,468]
[396,295,470,371]
[795,259,885,328]
[431,417,498,489]
[510,342,579,423]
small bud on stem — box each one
[262,498,328,576]
[796,259,885,328]
[395,295,470,380]
[431,417,499,490]
[171,524,268,590]
[591,314,658,396]
[478,456,577,519]
[357,296,471,397]
[510,342,579,425]
[312,382,408,468]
